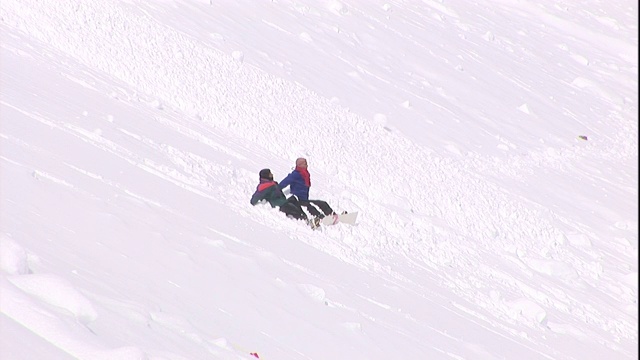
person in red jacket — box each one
[278,158,336,218]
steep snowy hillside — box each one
[1,1,637,359]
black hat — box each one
[259,168,273,180]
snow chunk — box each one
[0,237,30,275]
[90,346,147,360]
[211,337,230,349]
[595,16,620,30]
[444,143,463,156]
[547,322,588,339]
[8,274,98,324]
[507,298,548,325]
[565,233,591,247]
[209,33,225,42]
[298,284,327,304]
[231,50,244,63]
[482,31,495,42]
[614,220,638,232]
[342,322,362,331]
[149,99,163,110]
[621,272,638,288]
[299,32,313,42]
[524,258,579,281]
[347,70,361,79]
[571,76,593,89]
[570,53,590,66]
[571,77,624,105]
[623,302,638,317]
[327,0,349,15]
[373,113,387,126]
[517,103,531,114]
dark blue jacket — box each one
[279,170,310,201]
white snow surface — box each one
[1,0,637,359]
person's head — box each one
[259,168,273,181]
[295,157,308,168]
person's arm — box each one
[278,172,295,190]
[250,188,266,205]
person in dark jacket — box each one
[250,168,309,221]
[278,158,335,218]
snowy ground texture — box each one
[1,0,638,359]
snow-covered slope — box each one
[1,1,637,359]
